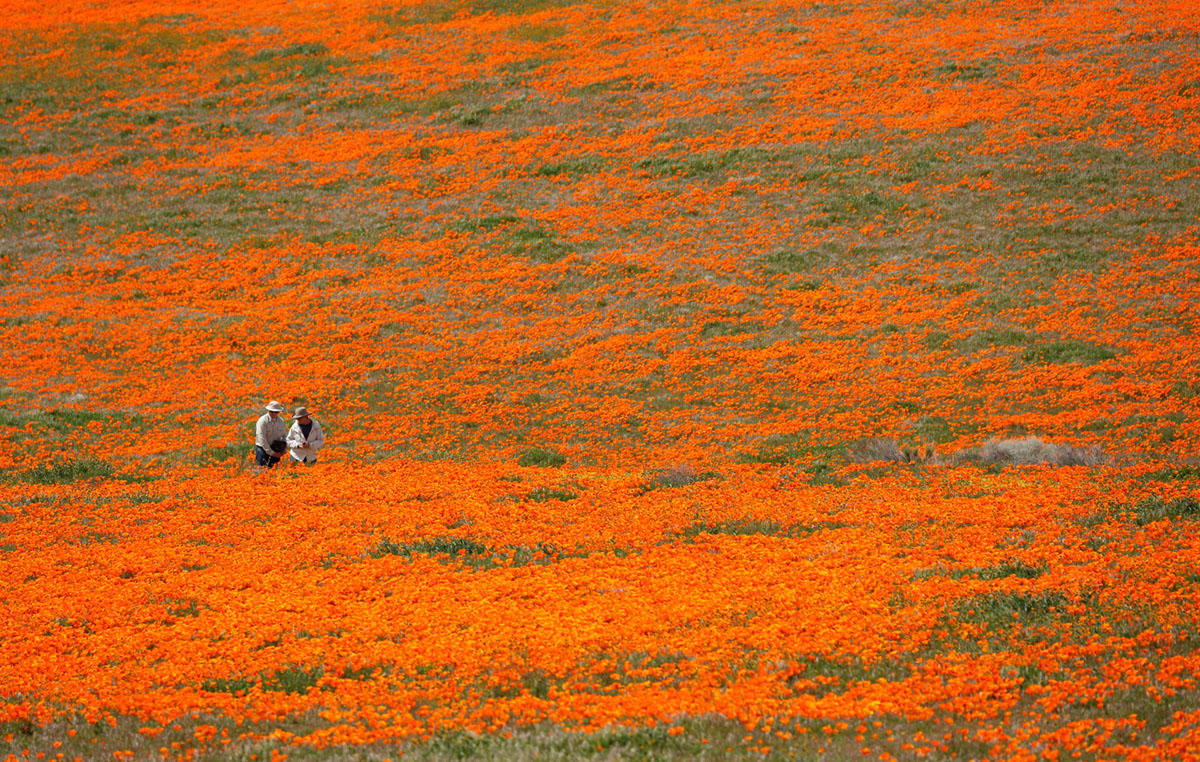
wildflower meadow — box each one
[2,0,1199,759]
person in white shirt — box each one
[286,406,325,465]
[254,400,289,468]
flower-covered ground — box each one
[1,0,1199,759]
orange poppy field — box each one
[2,0,1200,759]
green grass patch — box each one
[736,438,846,481]
[10,458,114,484]
[369,5,460,29]
[970,327,1032,347]
[815,189,908,226]
[931,58,999,81]
[370,535,491,560]
[527,486,578,502]
[759,249,826,275]
[249,43,329,61]
[202,666,324,695]
[641,466,719,491]
[675,517,853,541]
[452,214,521,233]
[510,22,567,42]
[568,74,657,96]
[534,154,608,177]
[0,407,140,434]
[698,319,763,340]
[795,651,910,686]
[950,590,1070,631]
[196,443,248,466]
[1130,495,1200,524]
[935,560,1048,580]
[635,146,797,179]
[505,226,573,263]
[1022,340,1119,365]
[517,447,567,468]
[1142,465,1200,482]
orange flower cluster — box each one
[1,0,1199,758]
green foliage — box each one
[759,249,824,275]
[197,443,247,465]
[1131,495,1200,525]
[526,486,578,502]
[369,4,459,29]
[951,591,1070,630]
[517,447,566,468]
[341,664,392,681]
[534,155,607,177]
[1173,380,1200,399]
[683,517,783,537]
[0,407,139,434]
[263,666,324,694]
[510,22,566,42]
[635,146,790,178]
[0,719,35,739]
[698,319,763,339]
[250,43,329,62]
[370,535,491,559]
[922,330,951,349]
[451,214,520,233]
[797,652,909,685]
[972,328,1032,347]
[474,0,574,13]
[165,598,202,618]
[505,226,573,263]
[16,458,113,484]
[1143,465,1200,482]
[939,560,1048,580]
[737,438,847,478]
[479,668,553,699]
[46,408,110,427]
[737,434,810,465]
[641,466,718,491]
[932,58,999,80]
[816,189,906,225]
[1022,340,1118,365]
[201,666,324,695]
[568,75,657,96]
[677,518,852,540]
[441,104,491,127]
[200,675,254,694]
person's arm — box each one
[309,421,324,451]
[254,416,267,447]
[286,422,305,449]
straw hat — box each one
[265,400,285,412]
[292,406,313,419]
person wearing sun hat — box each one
[285,406,325,465]
[254,400,289,469]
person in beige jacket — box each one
[254,400,289,468]
[285,406,325,465]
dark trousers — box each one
[254,445,281,467]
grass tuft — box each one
[1022,340,1118,365]
[370,535,491,559]
[527,486,578,502]
[12,458,114,484]
[641,464,718,491]
[517,448,567,468]
[1131,495,1200,525]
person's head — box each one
[293,406,312,424]
[265,400,285,419]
